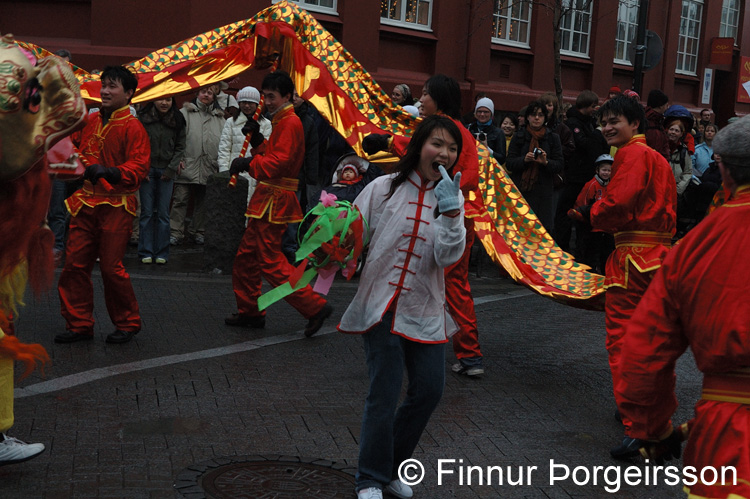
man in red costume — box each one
[577,95,676,458]
[56,66,150,344]
[615,116,750,498]
[226,71,332,336]
[363,74,485,377]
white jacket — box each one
[338,171,466,342]
[217,113,272,200]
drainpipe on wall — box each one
[464,0,477,115]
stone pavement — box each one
[0,243,701,498]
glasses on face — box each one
[530,112,546,118]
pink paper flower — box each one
[320,190,338,207]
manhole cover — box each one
[175,455,356,498]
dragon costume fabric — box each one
[18,0,605,309]
[0,32,86,431]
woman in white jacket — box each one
[340,116,466,499]
[217,86,272,204]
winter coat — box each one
[177,100,225,185]
[467,120,506,166]
[547,115,575,168]
[506,126,564,231]
[138,105,186,180]
[645,107,670,160]
[668,143,693,196]
[564,107,608,183]
[295,102,320,187]
[217,113,272,172]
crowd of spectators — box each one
[460,85,724,264]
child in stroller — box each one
[324,151,384,203]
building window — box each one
[492,0,532,48]
[283,0,337,15]
[719,0,740,40]
[676,0,703,75]
[560,0,593,57]
[380,0,432,30]
[614,0,639,65]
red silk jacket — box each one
[245,103,304,223]
[590,135,676,288]
[66,106,150,216]
[617,185,750,438]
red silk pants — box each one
[605,262,655,430]
[448,221,481,361]
[232,216,326,319]
[59,204,141,334]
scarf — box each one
[520,126,546,192]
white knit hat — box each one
[237,86,260,104]
[475,97,495,115]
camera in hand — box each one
[533,147,542,159]
[475,132,487,142]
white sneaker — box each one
[386,479,413,498]
[357,487,383,499]
[141,257,153,264]
[155,258,167,264]
[452,362,485,376]
[0,434,45,465]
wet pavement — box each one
[0,243,701,498]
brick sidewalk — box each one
[0,252,699,498]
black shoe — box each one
[304,304,333,337]
[105,330,138,344]
[610,436,643,460]
[224,313,266,328]
[54,331,94,343]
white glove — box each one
[434,165,462,213]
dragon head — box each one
[0,33,86,181]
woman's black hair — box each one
[500,112,518,129]
[524,100,547,120]
[386,115,463,198]
[138,97,185,129]
[423,74,461,119]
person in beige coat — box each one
[171,86,225,245]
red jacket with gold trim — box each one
[245,103,304,224]
[590,135,676,288]
[616,185,750,439]
[65,106,150,216]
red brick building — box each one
[1,0,747,125]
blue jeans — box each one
[356,312,446,491]
[48,179,69,252]
[138,168,174,260]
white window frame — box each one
[380,0,433,32]
[719,0,740,40]
[559,0,593,58]
[614,0,639,65]
[676,0,703,75]
[491,0,533,48]
[280,0,338,16]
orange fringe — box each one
[0,334,49,380]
